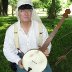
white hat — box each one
[16,0,43,25]
[17,0,33,8]
[16,0,33,20]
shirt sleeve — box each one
[3,25,21,65]
[42,24,52,54]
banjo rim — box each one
[22,49,48,72]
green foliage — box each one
[70,0,72,2]
[66,0,72,7]
[9,0,17,9]
[33,0,51,8]
[40,0,52,8]
[9,0,17,5]
[55,0,62,14]
[33,1,42,8]
[39,0,61,19]
[41,16,72,72]
[0,16,17,72]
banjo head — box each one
[22,49,47,72]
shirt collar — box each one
[17,20,34,31]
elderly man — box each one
[3,0,52,72]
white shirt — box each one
[3,20,51,65]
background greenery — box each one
[1,0,72,18]
[0,16,72,72]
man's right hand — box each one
[18,60,24,69]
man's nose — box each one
[24,11,29,15]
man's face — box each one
[18,9,32,22]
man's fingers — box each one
[19,64,24,69]
[43,49,50,57]
[18,60,24,69]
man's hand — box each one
[43,48,49,57]
[18,60,24,69]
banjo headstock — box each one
[63,9,71,18]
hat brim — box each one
[18,4,33,10]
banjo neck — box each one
[39,9,71,52]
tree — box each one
[32,0,42,8]
[48,0,56,19]
[40,0,61,19]
[67,0,72,6]
[0,0,8,16]
[2,0,8,16]
[9,0,17,16]
[0,0,2,15]
[40,0,51,8]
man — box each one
[3,0,52,72]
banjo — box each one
[14,9,71,72]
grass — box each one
[42,16,72,72]
[0,16,17,72]
[0,16,72,72]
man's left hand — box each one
[43,48,49,57]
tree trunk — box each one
[48,0,56,19]
[0,0,2,16]
[2,0,8,16]
[12,5,14,16]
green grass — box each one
[0,16,17,72]
[0,16,72,72]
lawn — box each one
[0,16,72,72]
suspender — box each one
[14,24,20,49]
[14,23,43,51]
[37,24,43,47]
